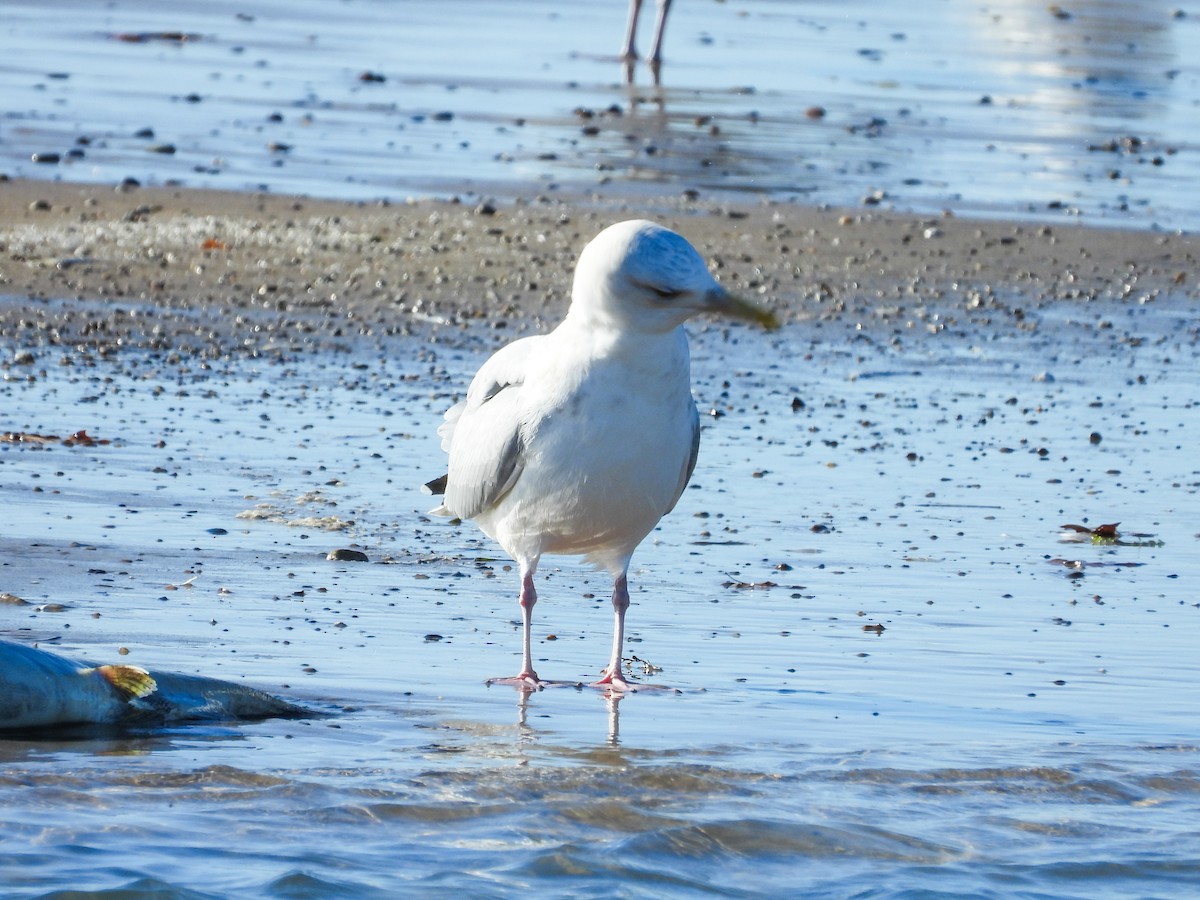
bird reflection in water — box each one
[508,684,628,746]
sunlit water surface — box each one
[1,292,1198,897]
[3,0,1200,227]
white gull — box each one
[425,219,776,690]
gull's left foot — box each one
[592,668,636,692]
[486,673,585,691]
[486,670,543,690]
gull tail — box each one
[422,473,448,496]
[421,473,459,519]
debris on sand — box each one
[2,430,111,447]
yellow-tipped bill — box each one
[702,288,779,330]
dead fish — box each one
[0,639,313,732]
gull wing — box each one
[433,335,544,521]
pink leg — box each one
[621,0,644,61]
[647,0,672,65]
[517,569,539,683]
[487,567,542,688]
[593,574,632,690]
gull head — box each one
[569,219,777,333]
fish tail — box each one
[91,664,158,702]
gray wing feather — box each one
[434,336,542,520]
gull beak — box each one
[701,287,779,330]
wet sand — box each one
[3,177,1200,896]
[3,178,1196,361]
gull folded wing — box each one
[435,336,544,521]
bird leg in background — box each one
[594,574,631,690]
[621,0,672,63]
[621,0,645,61]
[622,0,673,86]
[647,0,672,64]
[646,0,672,86]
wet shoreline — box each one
[5,0,1200,230]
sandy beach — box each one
[3,178,1195,363]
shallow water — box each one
[2,290,1198,896]
[3,0,1200,227]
